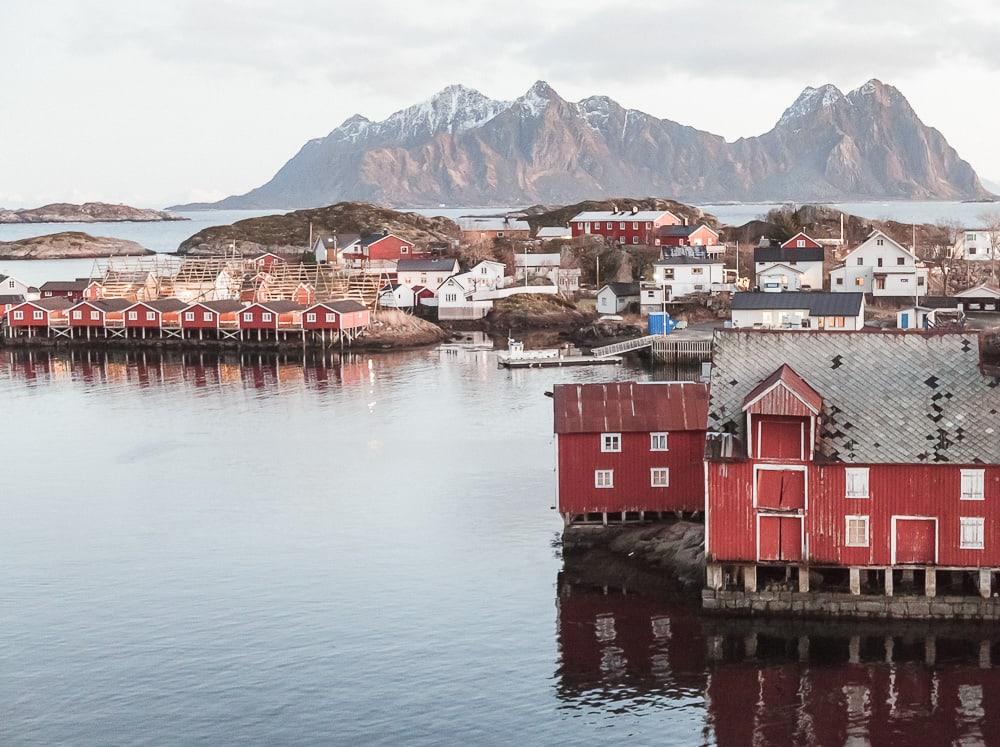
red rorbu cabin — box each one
[68,298,131,335]
[180,300,245,337]
[6,298,72,335]
[343,233,426,270]
[301,300,370,334]
[124,299,188,336]
[38,279,97,303]
[238,301,306,335]
[705,330,1000,606]
[553,381,709,524]
[656,223,720,248]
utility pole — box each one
[596,254,600,288]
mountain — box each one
[171,80,992,209]
[0,202,186,223]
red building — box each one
[781,231,823,250]
[124,299,188,334]
[0,294,26,321]
[6,298,72,334]
[38,279,97,303]
[552,381,709,524]
[342,233,427,269]
[656,223,720,248]
[569,208,681,246]
[68,299,131,334]
[705,330,1000,604]
[301,300,370,333]
[180,300,245,335]
[238,301,306,333]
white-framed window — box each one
[204,312,213,321]
[33,310,43,320]
[325,313,336,323]
[184,311,195,321]
[261,312,273,322]
[400,246,409,254]
[606,222,613,229]
[90,310,100,320]
[601,433,621,452]
[306,313,316,323]
[243,312,253,322]
[797,239,805,248]
[650,432,668,451]
[445,293,457,303]
[845,467,869,498]
[961,469,985,501]
[619,222,626,230]
[632,236,638,244]
[650,468,670,487]
[13,310,23,320]
[146,311,156,321]
[691,267,704,275]
[876,238,884,246]
[127,311,138,320]
[632,222,638,229]
[72,310,82,319]
[960,517,985,550]
[594,470,614,489]
[7,280,13,289]
[845,515,870,547]
[857,257,864,266]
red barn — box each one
[705,330,1000,610]
[6,298,72,335]
[569,208,681,246]
[251,252,287,271]
[780,232,823,250]
[124,299,188,336]
[553,381,709,525]
[342,233,427,270]
[180,300,245,337]
[656,223,720,248]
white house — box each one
[596,282,640,315]
[514,253,580,292]
[466,260,506,291]
[396,258,460,290]
[0,274,37,300]
[829,230,928,297]
[730,291,866,331]
[897,300,965,330]
[651,257,725,297]
[953,283,1000,312]
[378,283,417,309]
[437,274,493,320]
[754,244,825,291]
[953,229,998,262]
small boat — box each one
[496,339,623,369]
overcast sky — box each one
[4,0,1000,208]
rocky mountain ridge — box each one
[0,202,186,223]
[172,79,991,209]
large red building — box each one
[552,381,709,524]
[705,330,1000,602]
[342,232,428,270]
[569,208,681,246]
[656,223,720,248]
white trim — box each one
[960,469,986,501]
[890,515,939,565]
[650,432,669,452]
[960,517,985,550]
[752,463,809,511]
[755,512,805,562]
[845,515,870,547]
[845,467,870,499]
[704,460,710,557]
[741,379,820,415]
[650,467,670,488]
[594,469,614,489]
[600,432,621,453]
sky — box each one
[3,0,1000,209]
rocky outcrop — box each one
[358,310,447,348]
[0,232,153,260]
[177,202,459,256]
[0,202,186,223]
[173,79,991,209]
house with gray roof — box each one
[730,291,865,331]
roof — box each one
[134,298,189,312]
[456,216,531,232]
[553,381,709,434]
[24,298,73,311]
[360,233,406,247]
[708,330,1000,464]
[396,258,459,273]
[39,280,91,292]
[742,364,823,414]
[658,223,718,238]
[758,263,804,275]
[535,227,571,238]
[731,292,864,316]
[955,283,1000,299]
[75,298,132,312]
[322,300,368,314]
[194,300,245,312]
[514,253,561,267]
[600,282,641,297]
[754,246,825,263]
[0,294,25,305]
[655,256,723,267]
[780,232,822,249]
[571,210,678,223]
[253,300,306,313]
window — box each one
[897,257,905,266]
[632,237,639,245]
[146,311,156,321]
[325,313,336,323]
[7,280,13,288]
[90,310,100,320]
[632,222,639,229]
[445,293,457,303]
[127,311,138,320]
[877,257,883,267]
[496,232,504,238]
[857,258,864,266]
[306,313,316,323]
[960,517,985,550]
[243,312,253,322]
[797,239,805,248]
[836,277,844,286]
[33,310,43,320]
[876,238,884,246]
[619,222,626,230]
[845,467,869,498]
[650,432,668,451]
[691,267,704,275]
[855,277,865,286]
[13,310,23,320]
[845,516,870,547]
[184,311,195,321]
[601,433,621,452]
[72,310,82,319]
[606,222,613,229]
[400,246,410,254]
[917,276,925,286]
[595,470,614,488]
[967,233,976,241]
[261,312,273,322]
[961,469,985,501]
[204,312,213,321]
[650,468,670,487]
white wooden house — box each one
[829,230,928,297]
[0,274,37,300]
[596,283,640,315]
[396,258,460,290]
[953,229,998,262]
[754,243,824,291]
[731,292,866,331]
[466,260,506,291]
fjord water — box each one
[4,347,1000,744]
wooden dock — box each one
[497,353,623,369]
[592,332,714,363]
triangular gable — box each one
[742,364,823,416]
[846,229,915,261]
[758,263,805,275]
[780,232,821,250]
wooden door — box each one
[895,519,936,564]
[759,515,803,562]
[756,469,806,510]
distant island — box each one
[0,202,187,224]
[0,232,154,260]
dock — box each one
[591,329,714,363]
[497,353,623,369]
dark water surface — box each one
[1,347,998,745]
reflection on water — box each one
[557,575,1000,745]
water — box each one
[2,346,998,744]
[698,200,1000,228]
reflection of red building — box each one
[553,382,708,524]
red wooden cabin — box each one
[301,300,370,332]
[343,233,426,269]
[180,300,245,334]
[705,330,1000,600]
[656,223,720,247]
[124,299,188,333]
[38,279,98,303]
[780,232,823,250]
[251,252,287,270]
[68,299,131,332]
[6,298,72,333]
[238,301,305,332]
[552,381,709,524]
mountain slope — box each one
[172,80,991,209]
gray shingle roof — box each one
[731,292,863,316]
[708,330,1000,464]
[396,259,458,272]
[754,246,825,263]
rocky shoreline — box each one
[0,232,153,260]
[0,202,185,223]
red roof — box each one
[553,381,708,434]
[742,364,823,415]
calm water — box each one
[2,346,999,744]
[698,200,1000,228]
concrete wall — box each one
[703,589,1000,620]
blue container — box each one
[648,311,676,336]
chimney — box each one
[610,203,617,213]
[631,206,638,215]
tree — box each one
[930,218,963,295]
[977,210,1000,282]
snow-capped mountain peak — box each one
[777,84,845,127]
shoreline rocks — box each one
[0,202,186,223]
[0,232,154,260]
